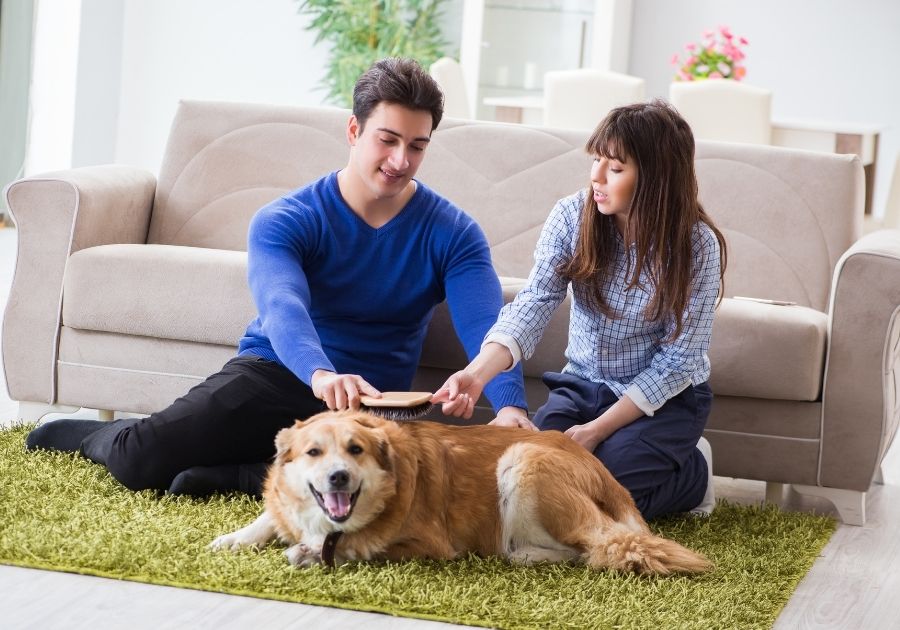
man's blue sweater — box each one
[238,172,526,412]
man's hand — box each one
[311,370,381,410]
[489,406,537,430]
[432,370,484,419]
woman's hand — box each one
[311,369,381,410]
[432,370,484,419]
[432,343,515,419]
[566,395,644,453]
[564,419,612,453]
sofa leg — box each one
[98,409,115,421]
[16,401,80,423]
[791,484,866,526]
[764,482,784,505]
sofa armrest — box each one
[2,166,156,404]
[820,229,900,490]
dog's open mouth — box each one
[309,483,361,522]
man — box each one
[26,58,532,497]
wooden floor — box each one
[1,225,898,629]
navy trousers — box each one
[533,372,711,520]
[79,355,325,493]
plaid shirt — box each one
[485,189,721,416]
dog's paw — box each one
[285,542,322,567]
[209,531,259,552]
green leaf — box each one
[296,0,449,107]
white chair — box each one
[669,80,772,145]
[542,69,645,131]
[865,152,900,233]
[429,57,471,119]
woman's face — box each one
[590,153,637,233]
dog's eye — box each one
[348,444,363,455]
[306,448,321,457]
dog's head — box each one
[271,410,397,532]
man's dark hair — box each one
[353,58,444,132]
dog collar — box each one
[321,531,343,567]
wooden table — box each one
[482,95,545,124]
[772,118,881,214]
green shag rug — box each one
[0,424,835,630]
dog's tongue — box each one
[324,492,352,518]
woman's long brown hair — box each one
[558,100,727,341]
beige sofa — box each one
[4,101,899,525]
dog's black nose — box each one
[329,470,350,488]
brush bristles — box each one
[363,403,434,421]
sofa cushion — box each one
[708,298,826,401]
[63,247,827,404]
[62,244,255,346]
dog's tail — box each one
[585,527,713,575]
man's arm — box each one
[247,204,380,408]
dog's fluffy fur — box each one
[210,410,711,575]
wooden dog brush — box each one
[360,392,434,421]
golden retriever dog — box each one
[210,410,712,575]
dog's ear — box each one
[365,427,394,474]
[274,427,296,463]
[352,412,385,430]
[375,438,393,473]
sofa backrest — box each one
[150,100,591,279]
[152,100,863,312]
[694,142,862,311]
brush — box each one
[360,392,434,421]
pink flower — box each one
[673,25,749,82]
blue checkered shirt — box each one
[485,189,721,416]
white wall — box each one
[112,0,329,174]
[628,0,900,218]
[25,0,81,175]
[72,0,124,168]
[50,0,328,176]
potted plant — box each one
[296,0,448,107]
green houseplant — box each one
[296,0,448,107]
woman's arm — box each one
[565,395,643,452]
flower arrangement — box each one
[671,26,749,81]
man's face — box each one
[346,102,433,202]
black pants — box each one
[80,356,325,492]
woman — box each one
[433,100,727,520]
